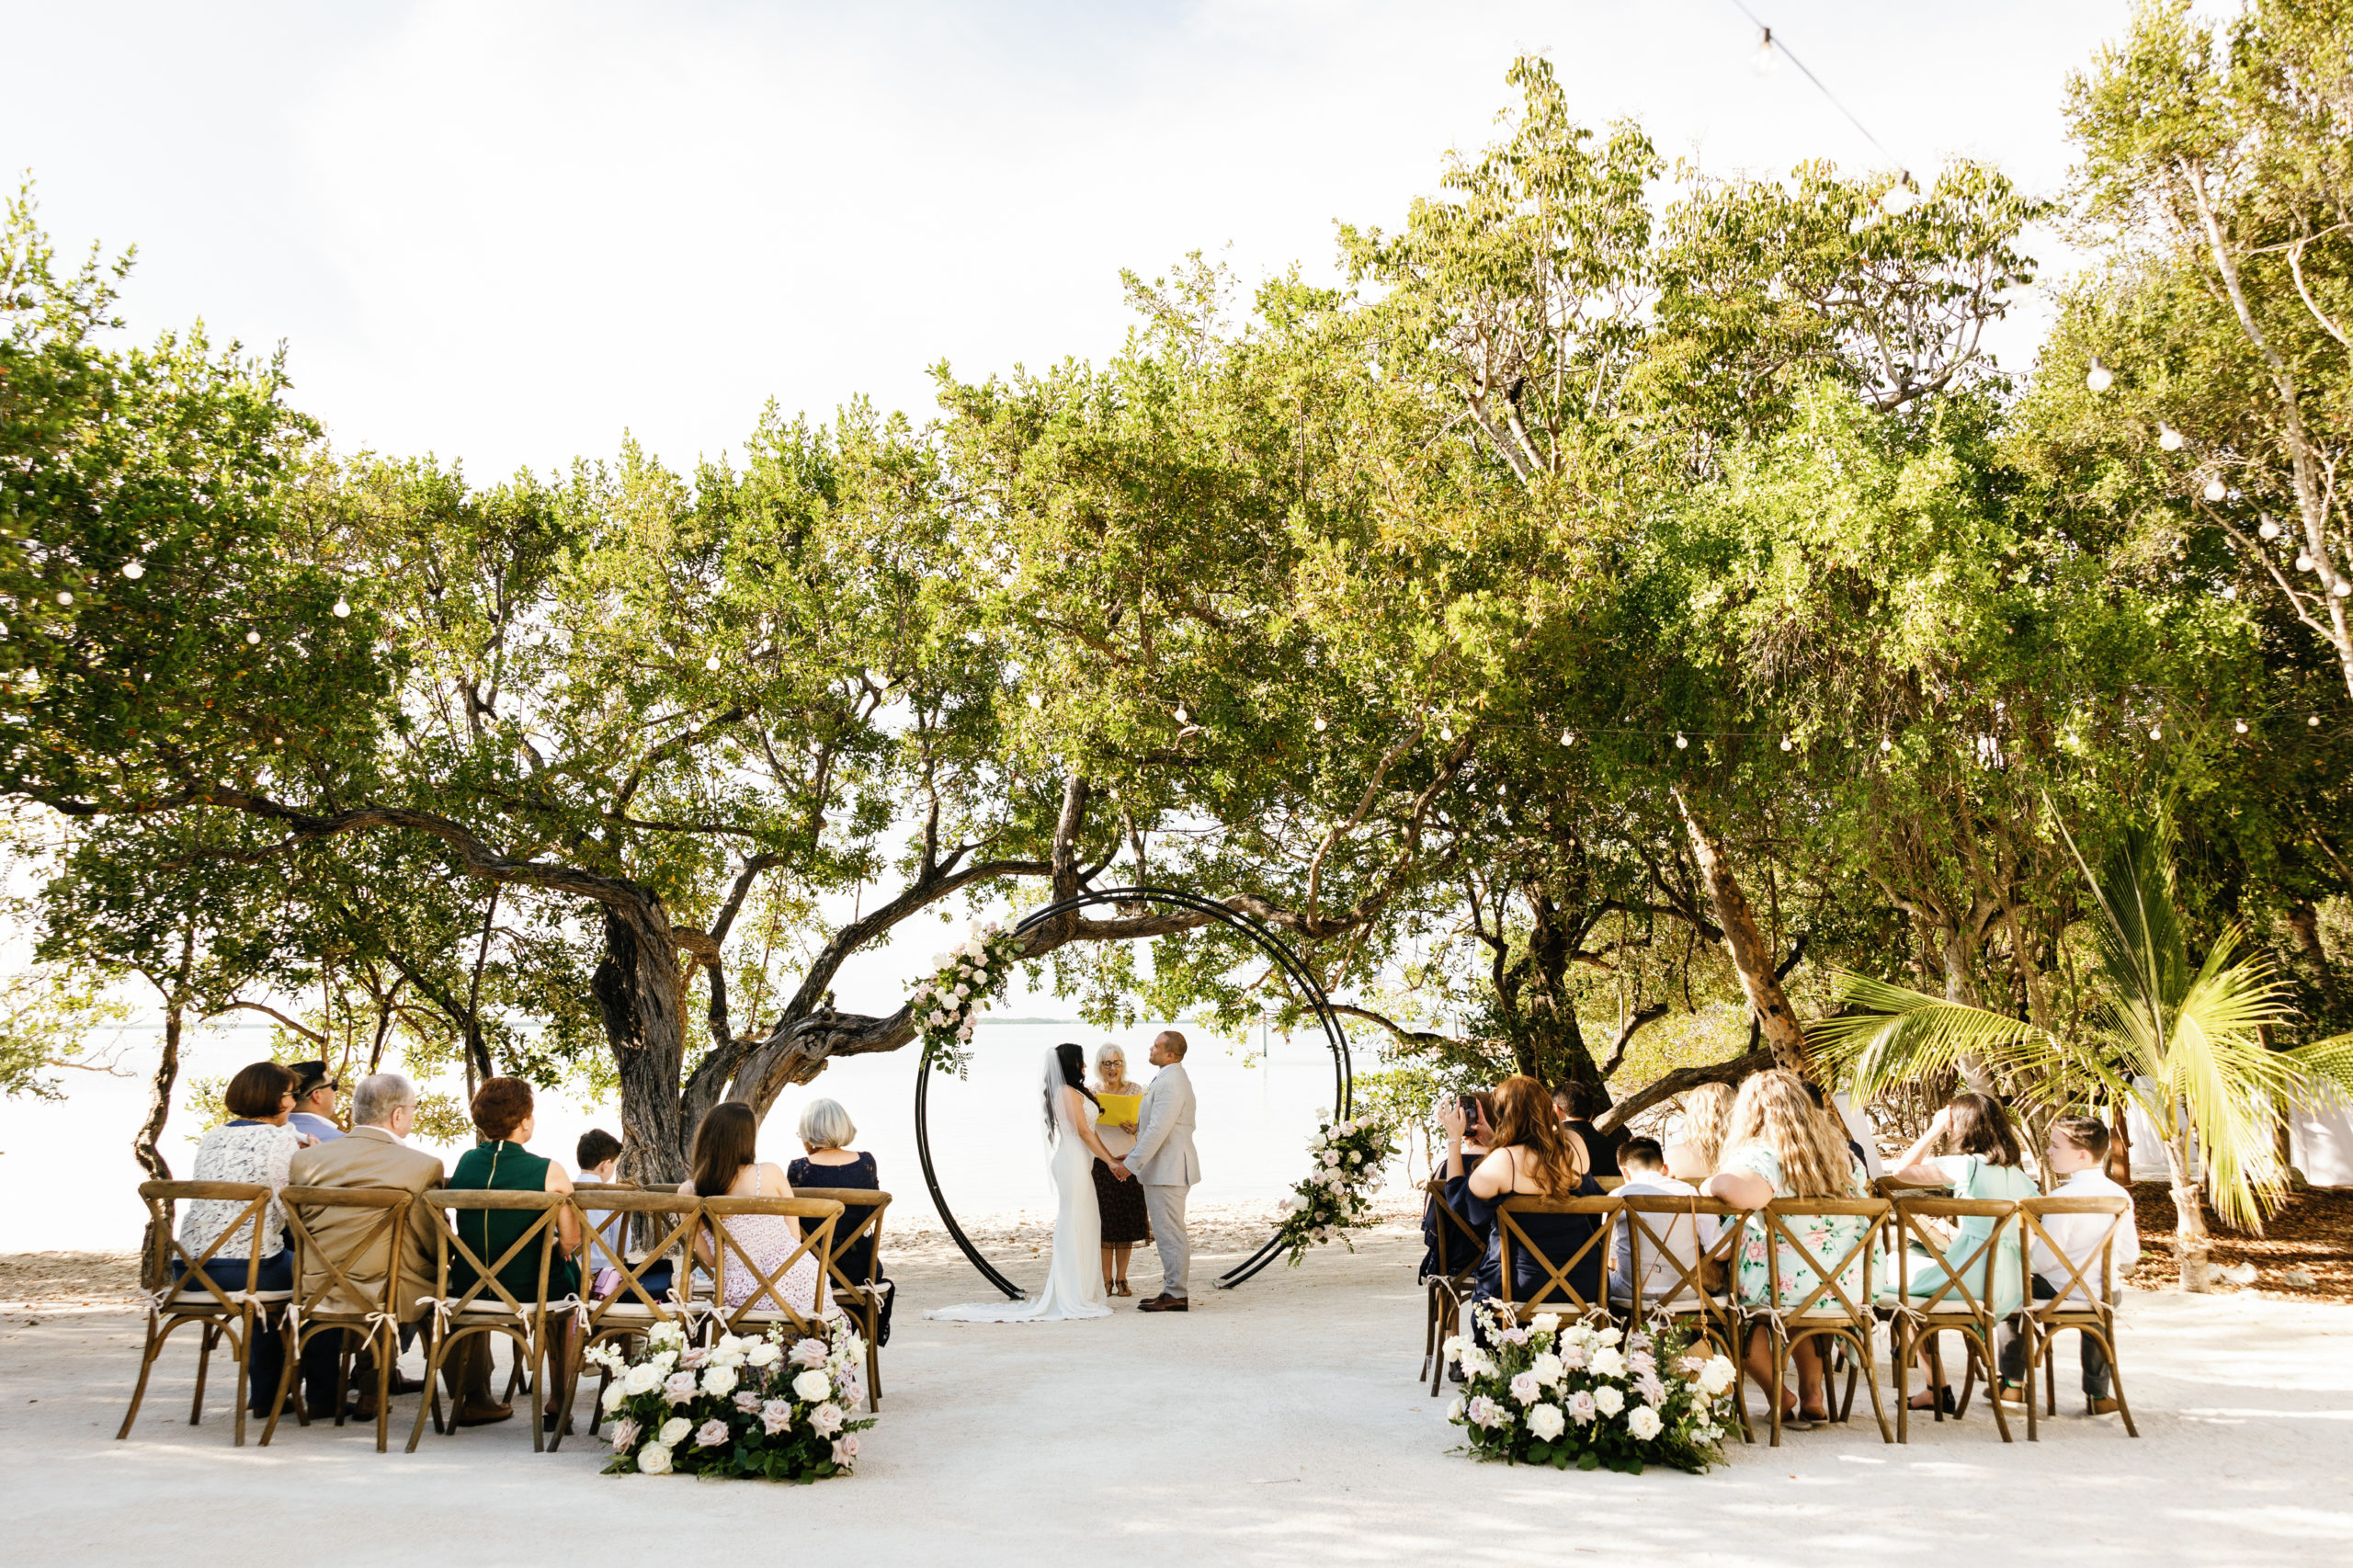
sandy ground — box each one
[4,1219,2351,1568]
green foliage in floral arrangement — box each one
[1273,1114,1399,1263]
[1445,1302,1735,1474]
[588,1319,873,1482]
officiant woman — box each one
[1091,1043,1153,1297]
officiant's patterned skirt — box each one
[1092,1158,1153,1245]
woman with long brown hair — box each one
[678,1100,822,1320]
[1703,1069,1871,1428]
[1883,1091,2038,1410]
[1461,1074,1606,1311]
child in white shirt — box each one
[1995,1116,2140,1415]
[1608,1138,1718,1305]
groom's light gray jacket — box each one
[1125,1062,1200,1187]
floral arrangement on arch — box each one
[1446,1302,1734,1474]
[1272,1114,1399,1263]
[907,922,1027,1077]
[588,1318,872,1482]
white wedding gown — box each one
[926,1053,1111,1324]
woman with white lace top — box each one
[176,1061,337,1415]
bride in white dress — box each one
[926,1045,1129,1323]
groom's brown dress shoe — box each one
[1137,1293,1188,1312]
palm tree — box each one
[1812,813,2353,1291]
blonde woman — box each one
[1090,1043,1153,1294]
[1664,1081,1736,1181]
[1703,1069,1872,1428]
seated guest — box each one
[1424,1090,1495,1281]
[1802,1076,1872,1175]
[1881,1091,2040,1411]
[682,1101,824,1321]
[286,1072,446,1417]
[1664,1081,1735,1183]
[1994,1116,2140,1416]
[574,1127,627,1271]
[446,1076,581,1428]
[787,1096,893,1344]
[176,1062,337,1416]
[1608,1136,1717,1305]
[1703,1068,1873,1429]
[1464,1074,1606,1318]
[1552,1080,1622,1179]
[287,1061,344,1143]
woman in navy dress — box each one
[785,1097,893,1344]
[1463,1075,1604,1318]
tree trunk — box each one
[1674,791,1811,1074]
[2107,1098,2133,1187]
[133,997,184,1289]
[2162,1130,2211,1293]
[1938,936,1999,1096]
[592,894,689,1186]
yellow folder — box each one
[1097,1093,1143,1126]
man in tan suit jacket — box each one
[287,1072,445,1324]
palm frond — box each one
[2284,1033,2353,1108]
[1813,972,2122,1108]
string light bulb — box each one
[2202,478,2227,503]
[1027,691,1042,710]
[1880,737,1893,754]
[1441,725,1453,742]
[1779,734,1794,752]
[1175,705,1188,723]
[1560,730,1574,745]
[121,561,145,580]
[1881,176,1918,217]
[1312,716,1326,732]
[2086,358,2114,393]
[55,591,73,606]
[2297,553,2316,572]
[1674,732,1688,750]
[2234,720,2248,734]
[244,630,260,644]
[1753,26,1778,74]
[703,654,721,672]
[2259,517,2282,540]
[2311,715,2324,728]
[2222,585,2238,600]
[2149,725,2163,741]
[2336,582,2352,598]
[332,598,351,618]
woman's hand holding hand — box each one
[1108,1160,1131,1182]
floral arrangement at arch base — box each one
[1446,1301,1734,1473]
[588,1317,873,1482]
[908,922,1027,1078]
[1273,1113,1400,1263]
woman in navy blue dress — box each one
[1463,1075,1604,1318]
[785,1097,893,1344]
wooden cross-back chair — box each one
[407,1188,568,1455]
[1882,1196,2020,1444]
[794,1187,892,1411]
[563,1187,702,1437]
[2015,1195,2139,1440]
[1495,1195,1621,1324]
[1618,1193,1751,1445]
[262,1185,413,1451]
[118,1180,287,1448]
[1754,1197,1893,1446]
[1420,1178,1485,1396]
[697,1196,843,1343]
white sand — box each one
[5,1220,2351,1566]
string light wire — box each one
[1728,2,1913,185]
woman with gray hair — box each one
[786,1097,892,1343]
[1089,1043,1152,1296]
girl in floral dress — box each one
[1702,1069,1871,1428]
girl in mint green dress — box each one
[1883,1094,2037,1411]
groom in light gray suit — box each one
[1123,1029,1200,1312]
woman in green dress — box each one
[444,1077,581,1428]
[1882,1091,2039,1412]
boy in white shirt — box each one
[1608,1138,1718,1306]
[1995,1116,2140,1415]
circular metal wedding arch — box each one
[913,886,1354,1298]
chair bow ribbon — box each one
[547,1294,594,1334]
[1745,1302,1791,1339]
[415,1295,460,1336]
[362,1310,403,1338]
[663,1289,716,1335]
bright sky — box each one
[7,0,2135,483]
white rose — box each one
[1527,1403,1566,1441]
[637,1441,673,1475]
[601,1382,628,1413]
[623,1364,662,1395]
[702,1364,737,1397]
[1530,1352,1564,1388]
[747,1341,781,1369]
[1699,1356,1736,1396]
[1529,1312,1561,1335]
[1588,1347,1626,1380]
[1627,1404,1664,1440]
[1593,1385,1624,1417]
[1322,1150,1341,1167]
[792,1369,832,1402]
[656,1416,691,1446]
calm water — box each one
[0,1017,1408,1251]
